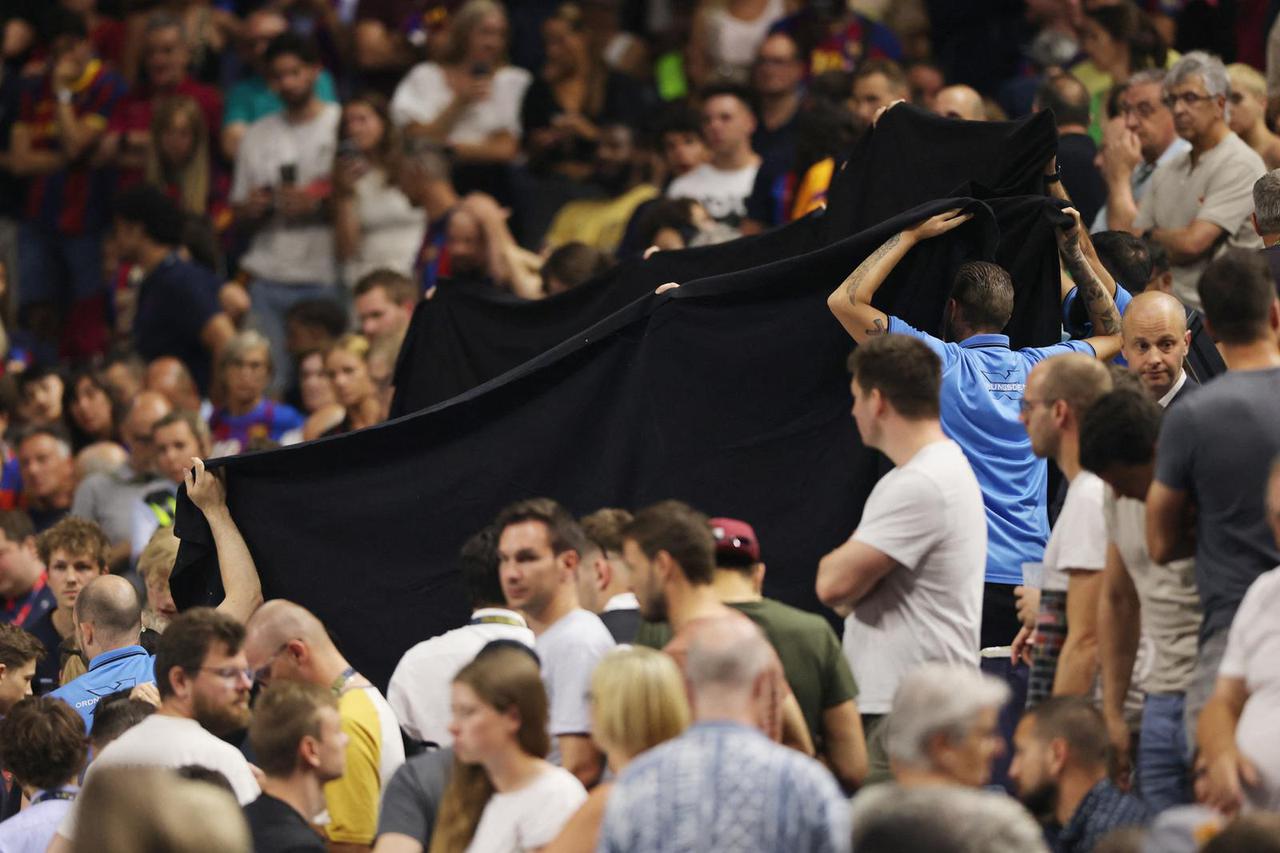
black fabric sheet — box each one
[390,106,1059,415]
[173,198,1072,692]
[174,107,1071,691]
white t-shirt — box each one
[58,714,260,840]
[390,63,531,143]
[535,609,615,763]
[341,167,427,286]
[845,439,987,714]
[230,103,341,285]
[1042,472,1108,593]
[387,608,536,746]
[464,764,586,853]
[665,162,760,225]
[1218,566,1280,811]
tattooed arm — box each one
[827,208,973,345]
[1056,207,1123,361]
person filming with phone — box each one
[389,0,531,193]
[229,31,343,396]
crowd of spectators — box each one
[2,0,1280,851]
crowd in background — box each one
[3,0,1280,851]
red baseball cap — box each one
[709,517,760,563]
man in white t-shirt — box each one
[229,32,341,394]
[388,525,535,747]
[47,608,260,852]
[1015,354,1114,708]
[665,84,762,229]
[1199,460,1280,814]
[495,498,615,788]
[816,335,987,783]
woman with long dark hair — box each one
[332,93,426,286]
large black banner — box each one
[389,106,1058,415]
[174,107,1067,690]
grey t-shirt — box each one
[1154,367,1280,640]
[1134,131,1265,308]
[375,747,453,846]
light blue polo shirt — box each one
[49,645,156,730]
[888,317,1094,585]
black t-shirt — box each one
[25,606,65,694]
[132,254,221,394]
[244,793,327,853]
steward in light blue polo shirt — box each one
[827,207,1122,645]
[48,576,155,729]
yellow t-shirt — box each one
[544,184,660,253]
[324,684,406,844]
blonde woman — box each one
[429,645,586,852]
[322,334,386,436]
[146,95,228,228]
[544,647,691,853]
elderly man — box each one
[598,616,850,853]
[1097,70,1191,234]
[17,428,74,533]
[885,664,1010,788]
[1129,52,1266,308]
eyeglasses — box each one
[1118,102,1160,119]
[1162,91,1217,109]
[251,642,293,684]
[197,666,254,684]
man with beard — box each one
[46,608,260,852]
[544,124,660,254]
[622,500,813,755]
[495,498,614,787]
[1010,697,1150,851]
[229,32,340,396]
[244,599,404,851]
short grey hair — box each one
[685,616,773,696]
[1125,69,1166,90]
[850,785,1049,853]
[1254,170,1280,234]
[220,329,273,376]
[1165,50,1230,100]
[886,663,1011,768]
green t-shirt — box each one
[634,598,858,749]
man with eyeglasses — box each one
[46,608,261,853]
[1128,51,1266,309]
[1096,70,1190,234]
[244,598,405,851]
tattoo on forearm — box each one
[844,233,902,307]
[1065,247,1121,335]
[866,318,886,336]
